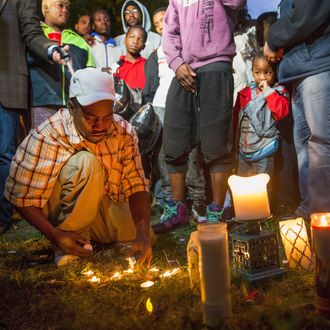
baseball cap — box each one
[69,68,117,106]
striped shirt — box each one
[5,108,149,208]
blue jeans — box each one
[0,105,20,228]
[292,70,330,217]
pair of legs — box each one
[163,61,233,216]
[154,105,206,207]
[292,70,330,217]
[45,151,154,246]
[0,105,20,232]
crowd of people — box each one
[0,0,329,266]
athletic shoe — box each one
[206,203,223,223]
[152,200,189,234]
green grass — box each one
[1,219,330,330]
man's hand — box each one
[54,230,93,258]
[51,45,70,65]
[129,234,152,267]
[176,63,197,93]
[263,41,284,63]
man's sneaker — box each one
[152,200,189,234]
[206,203,223,223]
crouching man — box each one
[4,68,154,266]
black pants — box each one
[164,61,233,173]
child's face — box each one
[252,57,276,89]
[92,11,111,36]
[125,28,145,56]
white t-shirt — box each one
[152,45,175,108]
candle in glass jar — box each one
[279,217,313,270]
[311,213,330,319]
[228,174,271,220]
[198,223,231,326]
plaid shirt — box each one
[5,109,149,208]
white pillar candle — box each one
[228,174,271,220]
[279,217,313,270]
[311,213,330,319]
[187,231,200,295]
[198,223,231,326]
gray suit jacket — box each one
[0,0,53,109]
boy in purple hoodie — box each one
[152,0,246,234]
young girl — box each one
[234,53,289,177]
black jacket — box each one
[268,0,330,83]
[0,0,53,109]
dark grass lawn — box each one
[1,218,330,330]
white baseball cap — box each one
[69,68,117,106]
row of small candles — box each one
[81,257,181,289]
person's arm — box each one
[18,0,66,64]
[121,128,152,266]
[262,85,290,121]
[220,0,247,9]
[162,0,183,73]
[16,206,92,257]
[143,50,159,103]
[128,191,152,266]
[268,0,330,51]
[162,1,196,93]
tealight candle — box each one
[228,174,271,220]
[311,213,330,319]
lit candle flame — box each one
[320,215,328,226]
[126,257,136,270]
[140,280,155,288]
[123,268,134,274]
[149,267,160,273]
[82,270,94,276]
[89,276,100,283]
[160,268,180,278]
[111,272,121,280]
[146,297,153,314]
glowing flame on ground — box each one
[149,267,160,273]
[123,268,134,274]
[111,272,121,280]
[146,297,153,314]
[126,257,136,270]
[89,276,100,283]
[82,270,94,276]
[160,268,180,278]
[140,281,155,288]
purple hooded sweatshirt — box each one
[162,0,246,72]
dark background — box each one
[37,0,169,35]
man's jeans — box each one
[292,70,330,217]
[0,105,20,228]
